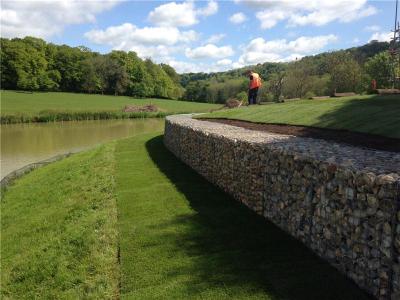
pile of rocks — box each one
[164,114,400,299]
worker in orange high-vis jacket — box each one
[247,70,262,105]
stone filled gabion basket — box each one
[163,114,400,299]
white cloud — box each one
[369,32,392,42]
[167,60,203,73]
[365,25,381,32]
[238,35,337,65]
[185,44,234,59]
[256,9,287,29]
[206,34,226,44]
[229,12,247,24]
[167,59,232,73]
[85,23,198,61]
[236,0,376,29]
[85,23,197,47]
[217,59,233,66]
[0,0,119,38]
[197,0,218,17]
[148,1,218,27]
[148,2,197,27]
[232,62,245,69]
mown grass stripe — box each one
[115,134,372,299]
[198,95,400,139]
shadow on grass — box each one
[312,95,400,140]
[146,135,372,300]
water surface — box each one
[1,119,164,178]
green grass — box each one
[115,134,370,299]
[198,95,400,139]
[1,132,372,299]
[0,90,221,123]
[1,143,119,299]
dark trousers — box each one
[248,88,259,105]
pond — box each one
[1,119,164,179]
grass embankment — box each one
[1,133,371,299]
[1,143,119,298]
[199,95,400,139]
[0,90,220,123]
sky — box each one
[1,0,396,73]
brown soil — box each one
[225,99,243,108]
[123,104,158,113]
[377,89,400,95]
[334,92,357,97]
[201,118,400,152]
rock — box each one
[327,164,337,173]
[356,172,376,186]
[345,187,355,200]
[164,115,400,299]
[367,194,378,208]
[383,223,392,235]
[376,174,396,185]
[323,228,332,240]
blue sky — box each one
[1,0,395,73]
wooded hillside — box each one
[1,37,183,99]
[181,41,393,103]
[1,37,395,103]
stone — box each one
[376,174,396,185]
[383,223,392,235]
[356,172,376,186]
[367,194,378,208]
[345,187,355,200]
[164,115,400,299]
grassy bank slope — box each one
[1,143,119,299]
[199,95,400,139]
[2,133,371,299]
[0,91,220,123]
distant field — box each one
[0,91,220,123]
[199,95,400,139]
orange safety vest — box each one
[249,72,262,89]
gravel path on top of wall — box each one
[168,115,399,176]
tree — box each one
[283,60,314,98]
[1,37,184,98]
[326,51,362,93]
[53,45,90,92]
[102,56,129,95]
[81,59,102,93]
[364,51,392,89]
[267,72,285,101]
[87,55,129,95]
[1,37,59,91]
[161,63,180,84]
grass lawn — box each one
[1,143,119,299]
[1,131,372,299]
[1,90,220,114]
[0,90,221,123]
[198,95,400,139]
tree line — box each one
[1,37,395,103]
[1,37,183,99]
[181,41,395,103]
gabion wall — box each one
[164,115,400,299]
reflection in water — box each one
[1,119,164,178]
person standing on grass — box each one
[247,70,262,105]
